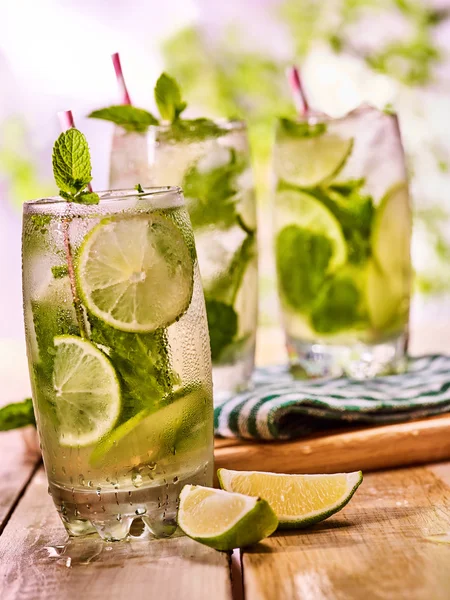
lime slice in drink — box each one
[366,260,409,332]
[177,485,278,550]
[52,335,121,447]
[218,469,363,528]
[368,182,411,331]
[371,182,411,276]
[77,214,193,333]
[275,134,353,187]
[90,385,211,468]
[275,189,347,271]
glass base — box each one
[49,461,212,542]
[286,332,408,379]
[212,352,255,407]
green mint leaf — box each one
[204,299,238,361]
[51,265,69,279]
[207,232,256,305]
[276,225,333,312]
[183,149,247,230]
[305,183,374,264]
[204,232,255,362]
[278,118,327,139]
[52,129,93,196]
[158,118,228,143]
[88,105,159,133]
[89,316,178,423]
[154,73,187,122]
[0,398,35,431]
[75,191,100,205]
[59,190,73,201]
[31,214,51,232]
[135,183,144,193]
[311,270,362,334]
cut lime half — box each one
[275,133,353,187]
[52,335,121,447]
[77,214,193,333]
[218,469,363,528]
[275,189,347,271]
[178,485,278,550]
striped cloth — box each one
[214,355,450,440]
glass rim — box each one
[23,186,183,208]
[152,117,247,132]
[275,103,398,125]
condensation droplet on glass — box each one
[132,471,143,488]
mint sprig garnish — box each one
[88,105,158,133]
[52,129,99,204]
[89,72,193,133]
[154,72,187,123]
[0,398,35,431]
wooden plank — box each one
[0,429,40,533]
[242,464,450,600]
[214,414,450,475]
[0,467,232,600]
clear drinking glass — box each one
[110,121,258,404]
[273,105,412,378]
[22,187,214,541]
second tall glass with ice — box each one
[110,121,258,403]
[273,106,412,378]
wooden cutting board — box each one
[214,413,450,474]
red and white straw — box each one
[111,52,132,105]
[286,66,309,116]
[57,110,93,192]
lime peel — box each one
[177,485,278,550]
[218,469,363,529]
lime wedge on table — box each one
[77,214,193,333]
[275,133,353,187]
[218,469,363,528]
[275,189,347,271]
[178,485,278,550]
[52,335,121,447]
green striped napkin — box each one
[214,355,450,440]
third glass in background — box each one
[110,120,258,404]
[272,105,412,379]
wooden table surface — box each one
[1,329,450,599]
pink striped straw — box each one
[111,52,132,105]
[57,110,93,192]
[286,66,309,116]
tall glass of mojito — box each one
[90,72,257,405]
[273,105,412,378]
[23,143,213,541]
[110,120,258,404]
